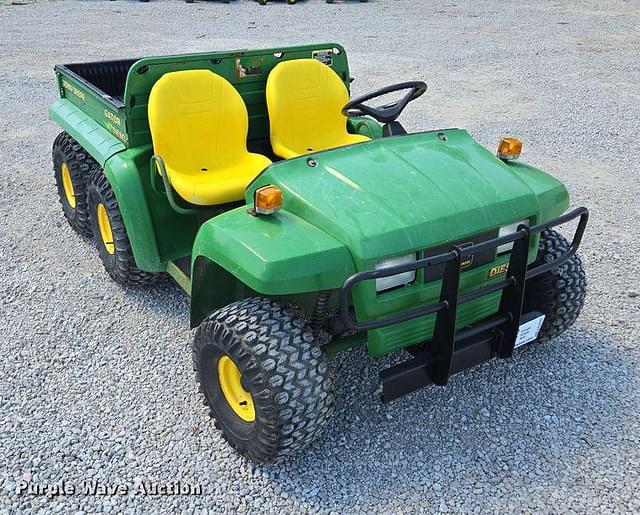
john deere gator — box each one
[49,43,588,462]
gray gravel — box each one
[1,0,640,512]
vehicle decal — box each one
[459,241,474,269]
[488,263,509,279]
[62,79,86,102]
[104,109,122,128]
[105,122,128,144]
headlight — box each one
[497,219,529,254]
[375,254,417,292]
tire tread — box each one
[52,132,96,237]
[87,169,161,287]
[524,229,587,341]
[193,297,334,462]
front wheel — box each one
[524,229,587,341]
[193,297,335,462]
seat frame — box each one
[150,155,201,215]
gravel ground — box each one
[1,0,640,512]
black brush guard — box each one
[338,207,589,402]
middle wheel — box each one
[86,169,161,286]
[193,297,335,462]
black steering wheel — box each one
[342,81,427,124]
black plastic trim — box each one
[380,311,543,402]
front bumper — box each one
[338,207,589,401]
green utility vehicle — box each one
[258,0,297,5]
[50,43,588,462]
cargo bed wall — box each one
[65,59,136,106]
[55,60,134,146]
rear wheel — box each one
[87,169,161,286]
[524,229,587,341]
[52,132,96,237]
[193,297,334,462]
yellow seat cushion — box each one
[148,70,271,206]
[266,59,370,159]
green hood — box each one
[249,129,565,265]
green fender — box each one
[190,207,356,327]
[506,160,570,221]
[102,148,164,272]
[49,99,126,167]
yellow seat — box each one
[148,70,271,206]
[266,59,370,159]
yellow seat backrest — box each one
[266,59,369,159]
[148,70,270,205]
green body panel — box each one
[48,99,126,166]
[190,208,356,327]
[102,146,199,271]
[368,259,506,355]
[505,160,572,221]
[191,207,356,288]
[247,129,569,355]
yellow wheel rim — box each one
[217,355,255,422]
[61,162,76,209]
[96,203,115,255]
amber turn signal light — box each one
[253,185,283,215]
[497,137,522,161]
